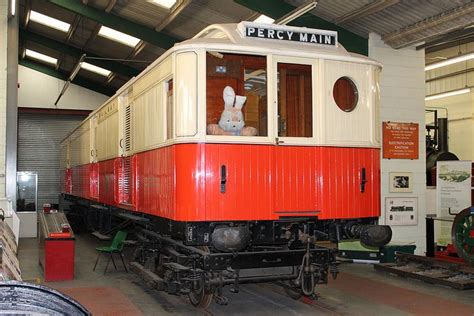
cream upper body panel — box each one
[60,22,383,164]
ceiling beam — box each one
[416,27,474,51]
[425,35,474,54]
[19,58,115,96]
[382,2,474,49]
[155,0,191,32]
[105,0,190,86]
[83,0,117,51]
[48,0,180,49]
[234,0,368,55]
[20,29,141,78]
[333,0,400,24]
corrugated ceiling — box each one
[18,0,474,96]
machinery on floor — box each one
[425,109,459,186]
[60,22,392,308]
[0,281,90,315]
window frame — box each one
[333,76,359,113]
[272,55,319,146]
[203,51,275,145]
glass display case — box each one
[16,172,38,212]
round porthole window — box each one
[333,77,358,112]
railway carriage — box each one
[60,22,392,307]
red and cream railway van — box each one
[60,22,391,306]
[61,21,388,244]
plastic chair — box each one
[93,230,128,274]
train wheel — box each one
[452,207,474,264]
[188,246,214,308]
[188,284,213,308]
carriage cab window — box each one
[333,76,358,112]
[277,63,313,137]
[206,53,267,136]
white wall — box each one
[425,43,474,161]
[0,2,8,197]
[369,33,427,255]
[426,92,474,160]
[18,65,109,110]
[425,42,474,96]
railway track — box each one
[374,252,474,290]
[257,283,343,315]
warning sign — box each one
[382,122,419,159]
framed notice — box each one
[389,172,413,193]
[382,122,419,159]
[436,160,472,245]
[385,197,418,226]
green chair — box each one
[93,230,128,274]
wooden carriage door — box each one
[273,56,319,216]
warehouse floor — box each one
[18,235,474,315]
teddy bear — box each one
[207,86,258,136]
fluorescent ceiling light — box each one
[98,26,141,47]
[425,88,471,101]
[150,0,176,9]
[425,52,474,71]
[29,10,70,32]
[10,0,16,16]
[80,62,112,77]
[25,49,58,65]
[254,14,275,24]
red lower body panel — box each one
[71,164,91,199]
[66,144,380,222]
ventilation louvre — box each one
[118,157,133,205]
[124,104,132,152]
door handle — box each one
[220,165,227,193]
[360,167,368,193]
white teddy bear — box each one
[207,86,258,136]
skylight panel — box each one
[98,26,141,47]
[150,0,176,9]
[29,10,70,32]
[25,49,58,65]
[254,14,275,24]
[80,62,112,77]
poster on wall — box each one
[436,160,472,245]
[382,122,419,159]
[389,172,413,193]
[385,197,418,226]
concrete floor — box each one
[18,234,474,315]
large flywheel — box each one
[451,207,474,264]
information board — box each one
[385,197,418,226]
[436,160,472,245]
[382,122,419,159]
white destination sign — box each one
[237,22,337,47]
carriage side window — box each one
[206,53,267,136]
[333,76,358,112]
[277,63,313,138]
